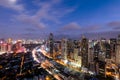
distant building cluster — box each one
[47,33,120,77]
[0,38,44,54]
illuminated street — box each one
[1,0,120,80]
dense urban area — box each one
[0,33,120,80]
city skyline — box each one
[0,0,120,39]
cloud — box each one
[14,0,76,30]
[84,25,101,32]
[15,14,46,29]
[0,0,24,12]
[107,21,120,30]
[55,23,105,37]
[25,28,37,32]
[113,26,120,30]
[59,23,101,33]
[107,21,120,26]
[0,0,77,37]
[61,22,81,31]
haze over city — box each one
[0,0,120,39]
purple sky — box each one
[0,0,120,39]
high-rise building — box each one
[88,40,95,72]
[0,39,7,52]
[98,40,107,61]
[94,42,100,58]
[104,42,111,59]
[88,40,94,62]
[61,38,67,60]
[73,40,79,62]
[67,39,74,59]
[7,38,12,52]
[110,38,117,62]
[116,35,120,65]
[1,43,7,52]
[81,36,88,68]
[49,33,54,57]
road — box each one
[32,45,85,80]
[0,52,56,80]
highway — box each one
[32,45,85,80]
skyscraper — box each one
[110,38,117,62]
[49,33,54,57]
[81,36,88,68]
[67,39,74,60]
[116,35,120,65]
[73,40,79,61]
[7,38,12,52]
[104,42,111,59]
[61,38,67,60]
[88,40,95,72]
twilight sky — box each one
[0,0,120,39]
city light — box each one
[1,0,120,79]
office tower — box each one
[110,38,117,62]
[1,43,7,52]
[61,39,67,60]
[88,40,95,71]
[94,42,100,58]
[93,41,101,74]
[104,42,111,59]
[49,33,54,57]
[67,39,74,60]
[81,36,88,68]
[0,39,7,52]
[88,40,94,62]
[53,42,60,59]
[99,39,107,61]
[116,35,120,65]
[73,40,79,61]
[7,38,12,52]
